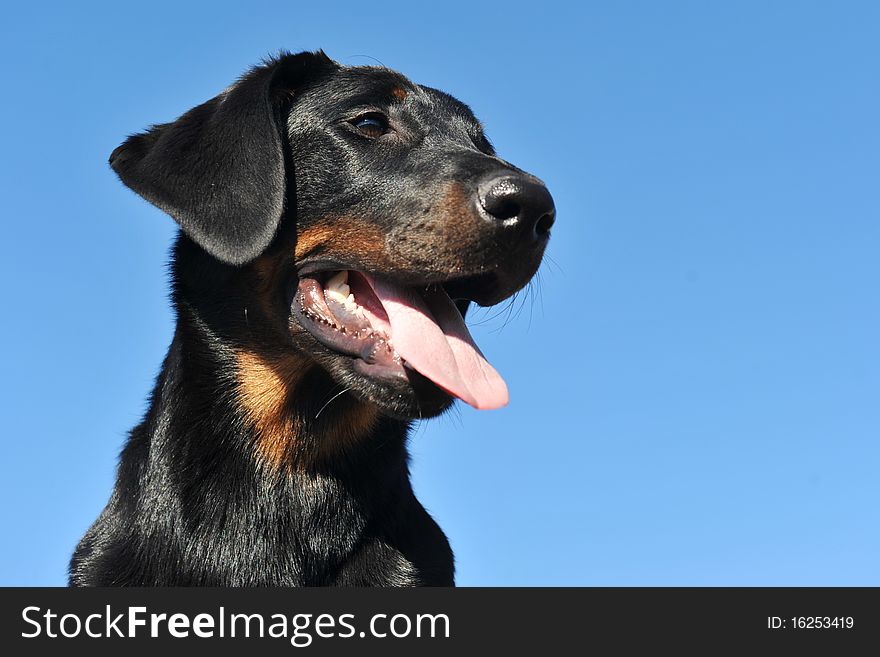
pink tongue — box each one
[363,275,509,410]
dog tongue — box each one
[363,275,509,410]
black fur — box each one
[71,51,553,586]
[109,52,336,265]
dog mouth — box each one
[291,270,508,410]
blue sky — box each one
[1,1,877,585]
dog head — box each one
[111,51,555,420]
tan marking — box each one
[236,349,381,472]
[295,217,387,262]
[441,182,478,232]
[314,401,379,461]
[391,86,408,101]
[379,182,480,274]
[236,350,307,470]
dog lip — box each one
[295,260,507,306]
[292,276,401,368]
[441,271,505,306]
[296,260,353,278]
[291,272,418,386]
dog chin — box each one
[333,356,455,420]
[288,309,456,419]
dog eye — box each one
[351,114,389,139]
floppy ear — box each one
[109,51,336,265]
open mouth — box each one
[292,270,508,410]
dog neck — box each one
[110,314,425,585]
[68,237,454,586]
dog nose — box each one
[478,174,556,241]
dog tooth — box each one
[326,270,348,291]
[325,288,348,304]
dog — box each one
[70,51,555,586]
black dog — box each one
[70,51,554,586]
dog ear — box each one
[109,51,336,265]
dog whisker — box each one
[314,387,352,420]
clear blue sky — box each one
[1,1,877,586]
